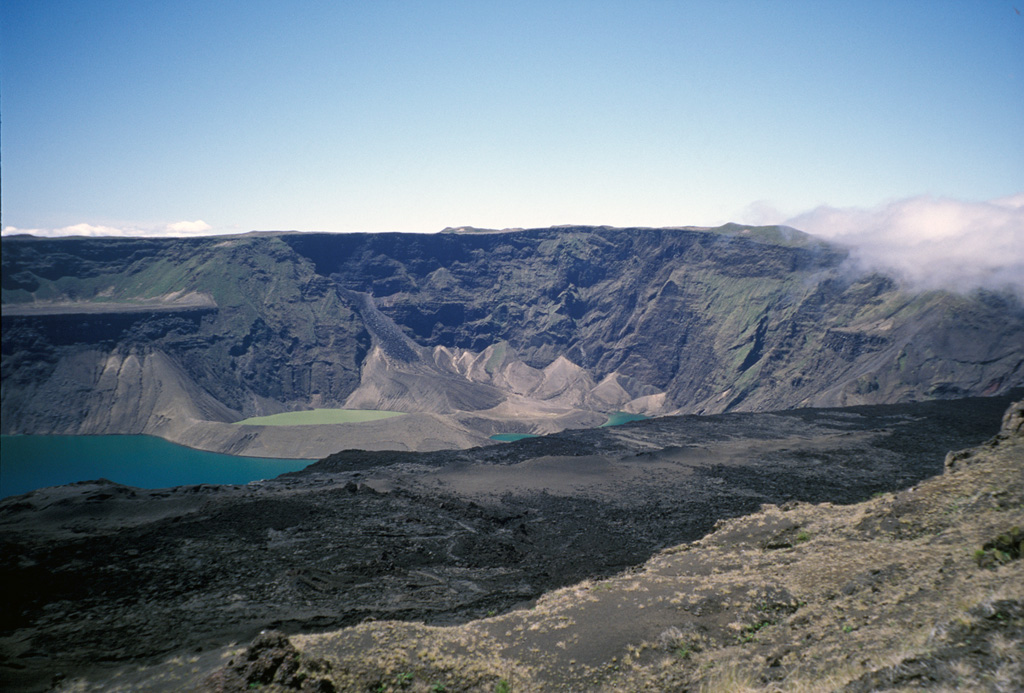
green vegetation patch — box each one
[974,526,1022,569]
[484,341,508,374]
[235,409,407,426]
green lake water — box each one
[490,412,651,442]
[0,435,313,499]
[489,433,541,442]
[601,411,650,427]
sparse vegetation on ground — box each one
[249,400,1024,692]
[4,399,1020,692]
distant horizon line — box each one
[1,221,806,240]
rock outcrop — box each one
[3,226,1022,456]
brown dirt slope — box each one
[193,400,1022,693]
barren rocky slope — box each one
[0,393,1018,691]
[275,399,1023,693]
[3,226,1022,456]
[44,398,1017,693]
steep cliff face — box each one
[2,236,370,427]
[280,226,1022,413]
[2,226,1021,454]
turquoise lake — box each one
[601,411,650,427]
[490,412,651,442]
[0,435,313,499]
[488,433,540,442]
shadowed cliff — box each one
[3,226,1022,456]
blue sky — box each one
[1,0,1021,238]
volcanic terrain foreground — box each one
[282,398,1024,693]
[3,225,1021,457]
[0,393,1019,691]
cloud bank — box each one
[1,220,222,238]
[165,220,213,234]
[780,194,1024,295]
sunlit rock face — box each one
[2,225,1022,455]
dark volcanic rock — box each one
[0,394,1016,691]
[203,631,334,692]
[2,227,1022,447]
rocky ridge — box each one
[3,226,1022,457]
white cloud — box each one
[165,220,213,234]
[2,220,228,238]
[783,194,1024,294]
[1,223,131,238]
[991,192,1024,209]
[738,200,787,226]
